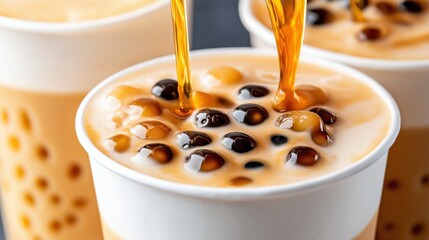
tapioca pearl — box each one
[286,146,320,167]
[68,163,82,180]
[400,0,425,13]
[385,222,395,231]
[195,109,230,128]
[244,161,265,170]
[19,110,32,132]
[106,85,143,110]
[105,134,130,153]
[411,222,425,236]
[306,8,334,26]
[270,135,288,146]
[356,26,388,42]
[65,213,77,226]
[73,198,87,209]
[33,236,41,240]
[191,91,217,108]
[152,79,179,100]
[386,179,400,190]
[1,109,8,124]
[35,177,49,191]
[8,135,20,152]
[20,214,31,230]
[421,174,429,186]
[49,220,62,233]
[221,132,257,153]
[375,1,398,14]
[126,98,162,118]
[237,85,269,100]
[230,177,253,187]
[233,104,268,126]
[276,111,333,146]
[23,192,35,207]
[36,145,49,161]
[50,194,61,205]
[185,150,225,173]
[206,66,243,85]
[310,107,337,125]
[135,144,174,164]
[15,165,25,180]
[130,121,171,140]
[176,131,212,149]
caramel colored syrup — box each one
[350,0,366,22]
[171,0,194,115]
[266,0,327,112]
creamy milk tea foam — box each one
[0,0,158,22]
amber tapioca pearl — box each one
[176,131,212,149]
[195,109,230,128]
[185,149,225,172]
[126,98,162,117]
[152,79,179,100]
[107,134,131,153]
[306,8,333,26]
[237,85,269,100]
[138,144,174,164]
[287,146,320,167]
[221,132,257,153]
[400,0,426,13]
[207,66,243,85]
[233,104,268,126]
[130,121,171,140]
[230,177,253,187]
[310,107,337,125]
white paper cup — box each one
[0,1,193,239]
[239,1,429,238]
[76,48,400,240]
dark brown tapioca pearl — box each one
[107,134,131,153]
[185,150,225,172]
[244,161,265,170]
[411,222,425,236]
[127,98,162,117]
[138,144,173,164]
[386,179,400,190]
[152,79,179,100]
[221,132,257,153]
[237,85,269,100]
[287,146,320,167]
[400,0,425,13]
[195,109,230,128]
[230,177,253,187]
[176,131,212,149]
[270,135,288,146]
[310,108,337,125]
[356,26,386,41]
[306,8,333,26]
[131,121,171,139]
[421,174,429,186]
[233,104,268,126]
[375,1,398,14]
[385,222,395,231]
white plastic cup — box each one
[0,1,193,239]
[76,48,401,240]
[239,1,429,238]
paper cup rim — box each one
[76,48,401,200]
[238,0,429,69]
[0,0,169,33]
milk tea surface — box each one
[254,0,429,60]
[84,53,391,187]
[0,0,157,22]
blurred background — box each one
[0,0,250,238]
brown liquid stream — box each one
[171,0,194,114]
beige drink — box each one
[0,0,157,22]
[0,87,101,239]
[82,52,393,238]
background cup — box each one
[239,1,429,238]
[0,1,193,239]
[76,48,400,240]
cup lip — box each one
[0,0,169,33]
[238,0,429,70]
[76,47,401,201]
